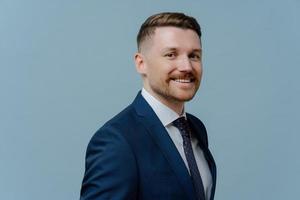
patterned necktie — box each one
[173,117,206,200]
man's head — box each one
[134,12,203,114]
[137,12,201,53]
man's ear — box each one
[134,52,147,76]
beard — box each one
[148,77,201,105]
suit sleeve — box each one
[80,126,138,200]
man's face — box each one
[136,26,202,109]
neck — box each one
[165,101,184,116]
[159,97,184,116]
[144,88,184,116]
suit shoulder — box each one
[85,104,138,164]
[81,104,138,199]
[90,104,137,142]
[103,103,137,130]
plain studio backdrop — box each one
[1,0,299,199]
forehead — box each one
[151,26,201,50]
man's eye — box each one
[189,54,201,60]
[165,53,176,58]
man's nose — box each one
[177,56,193,72]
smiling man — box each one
[80,12,217,200]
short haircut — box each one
[137,12,202,52]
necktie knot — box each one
[172,117,191,138]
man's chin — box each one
[177,96,194,102]
[172,93,196,102]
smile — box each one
[172,78,195,83]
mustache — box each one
[170,73,197,80]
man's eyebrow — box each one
[161,47,178,52]
[161,47,202,53]
[191,48,202,53]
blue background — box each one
[1,0,299,199]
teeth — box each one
[174,79,192,83]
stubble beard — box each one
[150,78,200,106]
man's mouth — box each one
[171,78,195,83]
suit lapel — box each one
[132,92,197,200]
[188,115,217,200]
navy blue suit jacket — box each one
[80,91,217,200]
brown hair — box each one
[137,12,201,51]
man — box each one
[80,12,217,200]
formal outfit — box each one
[80,89,217,200]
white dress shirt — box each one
[141,88,213,200]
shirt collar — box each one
[141,88,186,127]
